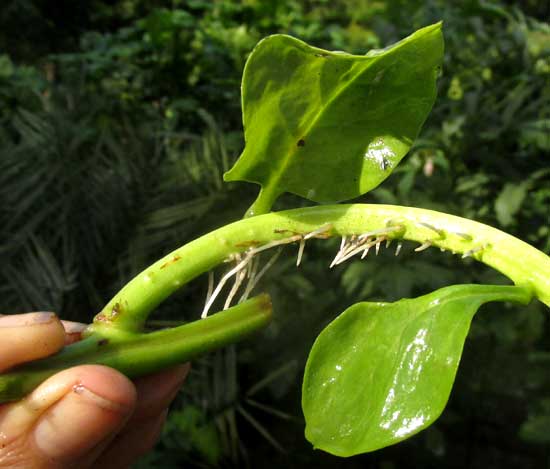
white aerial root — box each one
[330,236,349,268]
[462,245,484,258]
[296,238,306,266]
[224,260,249,310]
[202,253,253,318]
[335,237,378,265]
[238,255,260,304]
[395,241,403,256]
[414,241,432,252]
[258,224,332,268]
[291,224,332,266]
[202,225,335,317]
[251,235,302,255]
[335,238,367,266]
[239,248,282,303]
[418,221,443,236]
[339,235,347,251]
[205,271,214,304]
[453,231,473,241]
[304,223,333,240]
[329,226,405,268]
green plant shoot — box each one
[2,22,550,459]
[225,24,443,216]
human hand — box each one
[0,312,190,468]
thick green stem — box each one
[0,294,272,402]
[3,204,548,402]
[91,204,550,334]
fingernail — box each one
[72,383,130,413]
[63,322,87,334]
[0,312,56,327]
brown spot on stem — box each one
[274,228,301,236]
[160,255,182,269]
[259,293,273,315]
[234,240,260,248]
[297,139,305,147]
[98,338,109,346]
[111,302,122,317]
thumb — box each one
[0,365,136,469]
[0,313,66,372]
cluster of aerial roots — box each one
[201,222,486,318]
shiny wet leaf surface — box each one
[302,284,530,456]
[224,24,443,207]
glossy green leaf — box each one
[302,284,531,456]
[224,24,443,214]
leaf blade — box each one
[225,24,444,206]
[302,284,530,456]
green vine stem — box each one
[0,294,271,402]
[2,203,549,402]
[92,204,550,333]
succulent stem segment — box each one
[1,204,549,402]
[0,294,272,402]
[91,204,550,329]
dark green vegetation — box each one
[1,1,549,467]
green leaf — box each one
[302,284,530,456]
[224,24,444,215]
[494,182,528,227]
[518,119,550,152]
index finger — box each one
[0,313,66,373]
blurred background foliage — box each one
[1,0,549,467]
